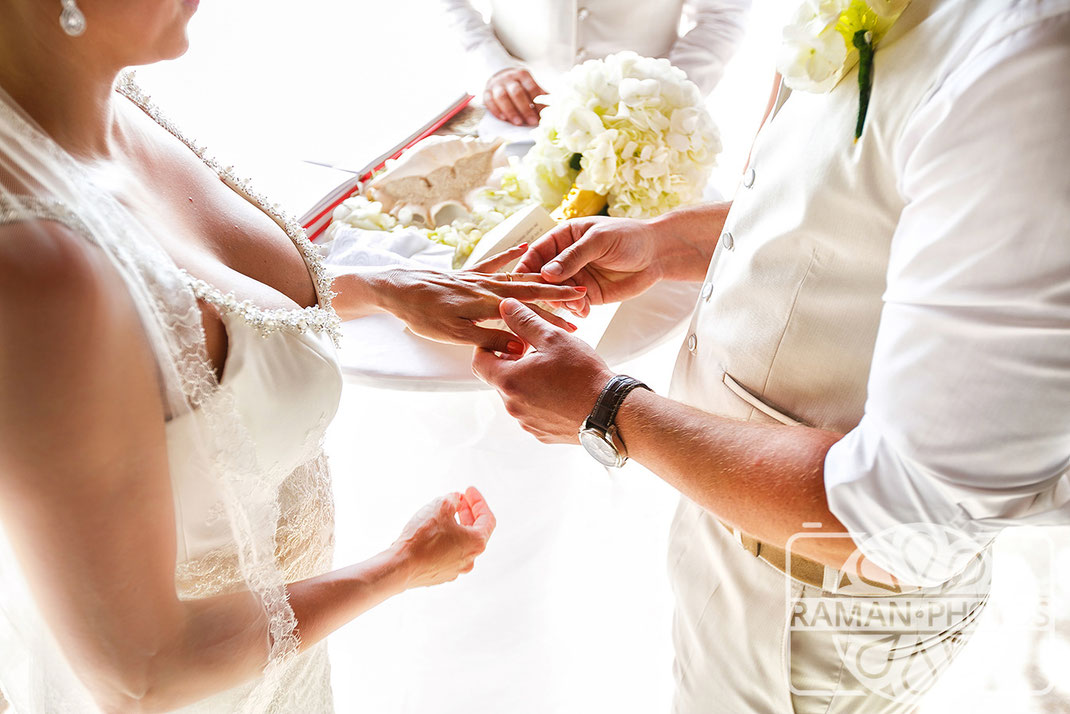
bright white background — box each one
[136,1,1070,712]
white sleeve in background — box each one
[439,0,520,84]
[669,0,752,96]
[823,9,1070,585]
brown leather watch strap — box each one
[587,375,651,432]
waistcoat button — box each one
[701,282,714,301]
[721,231,734,251]
[687,333,698,353]
[743,167,756,188]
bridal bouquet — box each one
[506,51,721,219]
[325,52,720,265]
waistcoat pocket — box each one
[722,373,805,427]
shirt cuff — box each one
[824,417,993,586]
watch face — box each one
[579,428,622,468]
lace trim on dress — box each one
[115,73,342,347]
[175,451,336,601]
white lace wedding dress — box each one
[0,76,344,713]
[164,307,343,714]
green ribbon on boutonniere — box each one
[852,30,875,140]
[777,0,911,142]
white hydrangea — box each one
[512,51,721,219]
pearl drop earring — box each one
[59,0,86,37]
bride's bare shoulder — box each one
[0,217,167,487]
[0,218,111,320]
[0,154,110,304]
[0,218,149,388]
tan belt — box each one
[722,522,828,590]
[724,523,924,595]
[740,532,828,589]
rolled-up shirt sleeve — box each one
[669,0,751,96]
[823,11,1070,584]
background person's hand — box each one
[393,488,496,588]
[472,299,615,444]
[376,245,584,354]
[484,68,545,126]
[515,216,665,317]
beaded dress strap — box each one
[0,194,96,243]
[115,73,341,346]
[182,270,342,341]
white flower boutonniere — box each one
[777,0,911,140]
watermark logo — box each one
[786,523,1055,705]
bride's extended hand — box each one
[393,487,496,588]
[374,245,587,354]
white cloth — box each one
[823,3,1070,585]
[439,0,751,96]
[323,225,454,271]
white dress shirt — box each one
[439,0,751,96]
[823,4,1070,583]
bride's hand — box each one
[393,487,496,588]
[376,245,587,354]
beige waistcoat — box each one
[670,0,1005,430]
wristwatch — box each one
[578,375,652,468]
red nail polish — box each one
[566,322,578,332]
[575,286,587,293]
[506,341,525,355]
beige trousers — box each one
[668,496,987,714]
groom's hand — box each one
[472,299,615,444]
[515,216,665,318]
